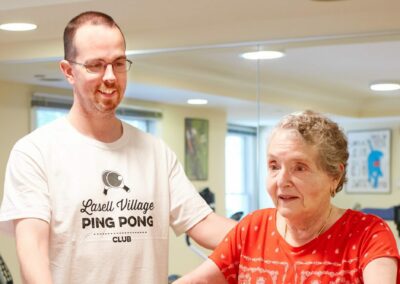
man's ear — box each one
[59,60,75,84]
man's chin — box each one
[96,103,118,115]
[96,97,120,110]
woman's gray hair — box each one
[273,110,349,194]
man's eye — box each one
[90,62,104,69]
[114,60,126,67]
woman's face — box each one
[267,129,338,220]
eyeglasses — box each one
[68,58,132,73]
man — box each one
[0,11,236,284]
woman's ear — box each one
[59,60,75,84]
[337,163,345,178]
[333,163,345,187]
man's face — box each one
[64,24,127,117]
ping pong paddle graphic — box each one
[102,170,130,195]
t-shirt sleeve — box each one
[359,215,400,272]
[167,147,212,235]
[0,144,51,235]
[209,214,251,282]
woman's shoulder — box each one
[243,208,275,219]
[332,209,391,236]
[342,209,386,224]
[237,208,276,229]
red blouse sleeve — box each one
[209,213,252,282]
[358,214,400,272]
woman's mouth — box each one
[278,195,299,201]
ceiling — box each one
[1,0,400,125]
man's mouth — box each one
[98,89,116,96]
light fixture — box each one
[0,23,37,31]
[241,50,285,60]
[187,99,208,105]
[370,82,400,92]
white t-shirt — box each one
[0,117,212,284]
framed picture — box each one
[184,118,209,180]
[346,129,391,193]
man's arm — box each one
[14,218,52,284]
[173,258,227,284]
[186,212,237,250]
[363,257,398,284]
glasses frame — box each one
[68,58,133,74]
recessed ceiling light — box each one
[241,50,285,60]
[0,23,37,31]
[187,99,208,105]
[370,82,400,91]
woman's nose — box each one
[277,167,291,188]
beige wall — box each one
[1,79,400,283]
[0,80,31,284]
[123,97,228,276]
[0,81,227,283]
[160,104,227,276]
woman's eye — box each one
[295,165,306,171]
[268,163,279,170]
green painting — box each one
[185,118,209,180]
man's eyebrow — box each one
[86,56,127,62]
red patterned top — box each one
[210,208,399,284]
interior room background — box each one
[1,1,400,283]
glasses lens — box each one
[81,59,132,73]
[85,61,104,73]
[125,59,132,71]
[112,59,128,73]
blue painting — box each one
[347,129,390,193]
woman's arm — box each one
[363,257,398,284]
[173,259,227,284]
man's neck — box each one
[67,107,123,143]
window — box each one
[225,124,257,218]
[31,93,161,134]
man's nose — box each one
[103,64,116,81]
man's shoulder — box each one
[123,122,167,149]
[14,117,67,150]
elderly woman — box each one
[175,110,399,283]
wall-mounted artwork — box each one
[346,129,391,194]
[184,118,209,180]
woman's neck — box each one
[280,206,343,246]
